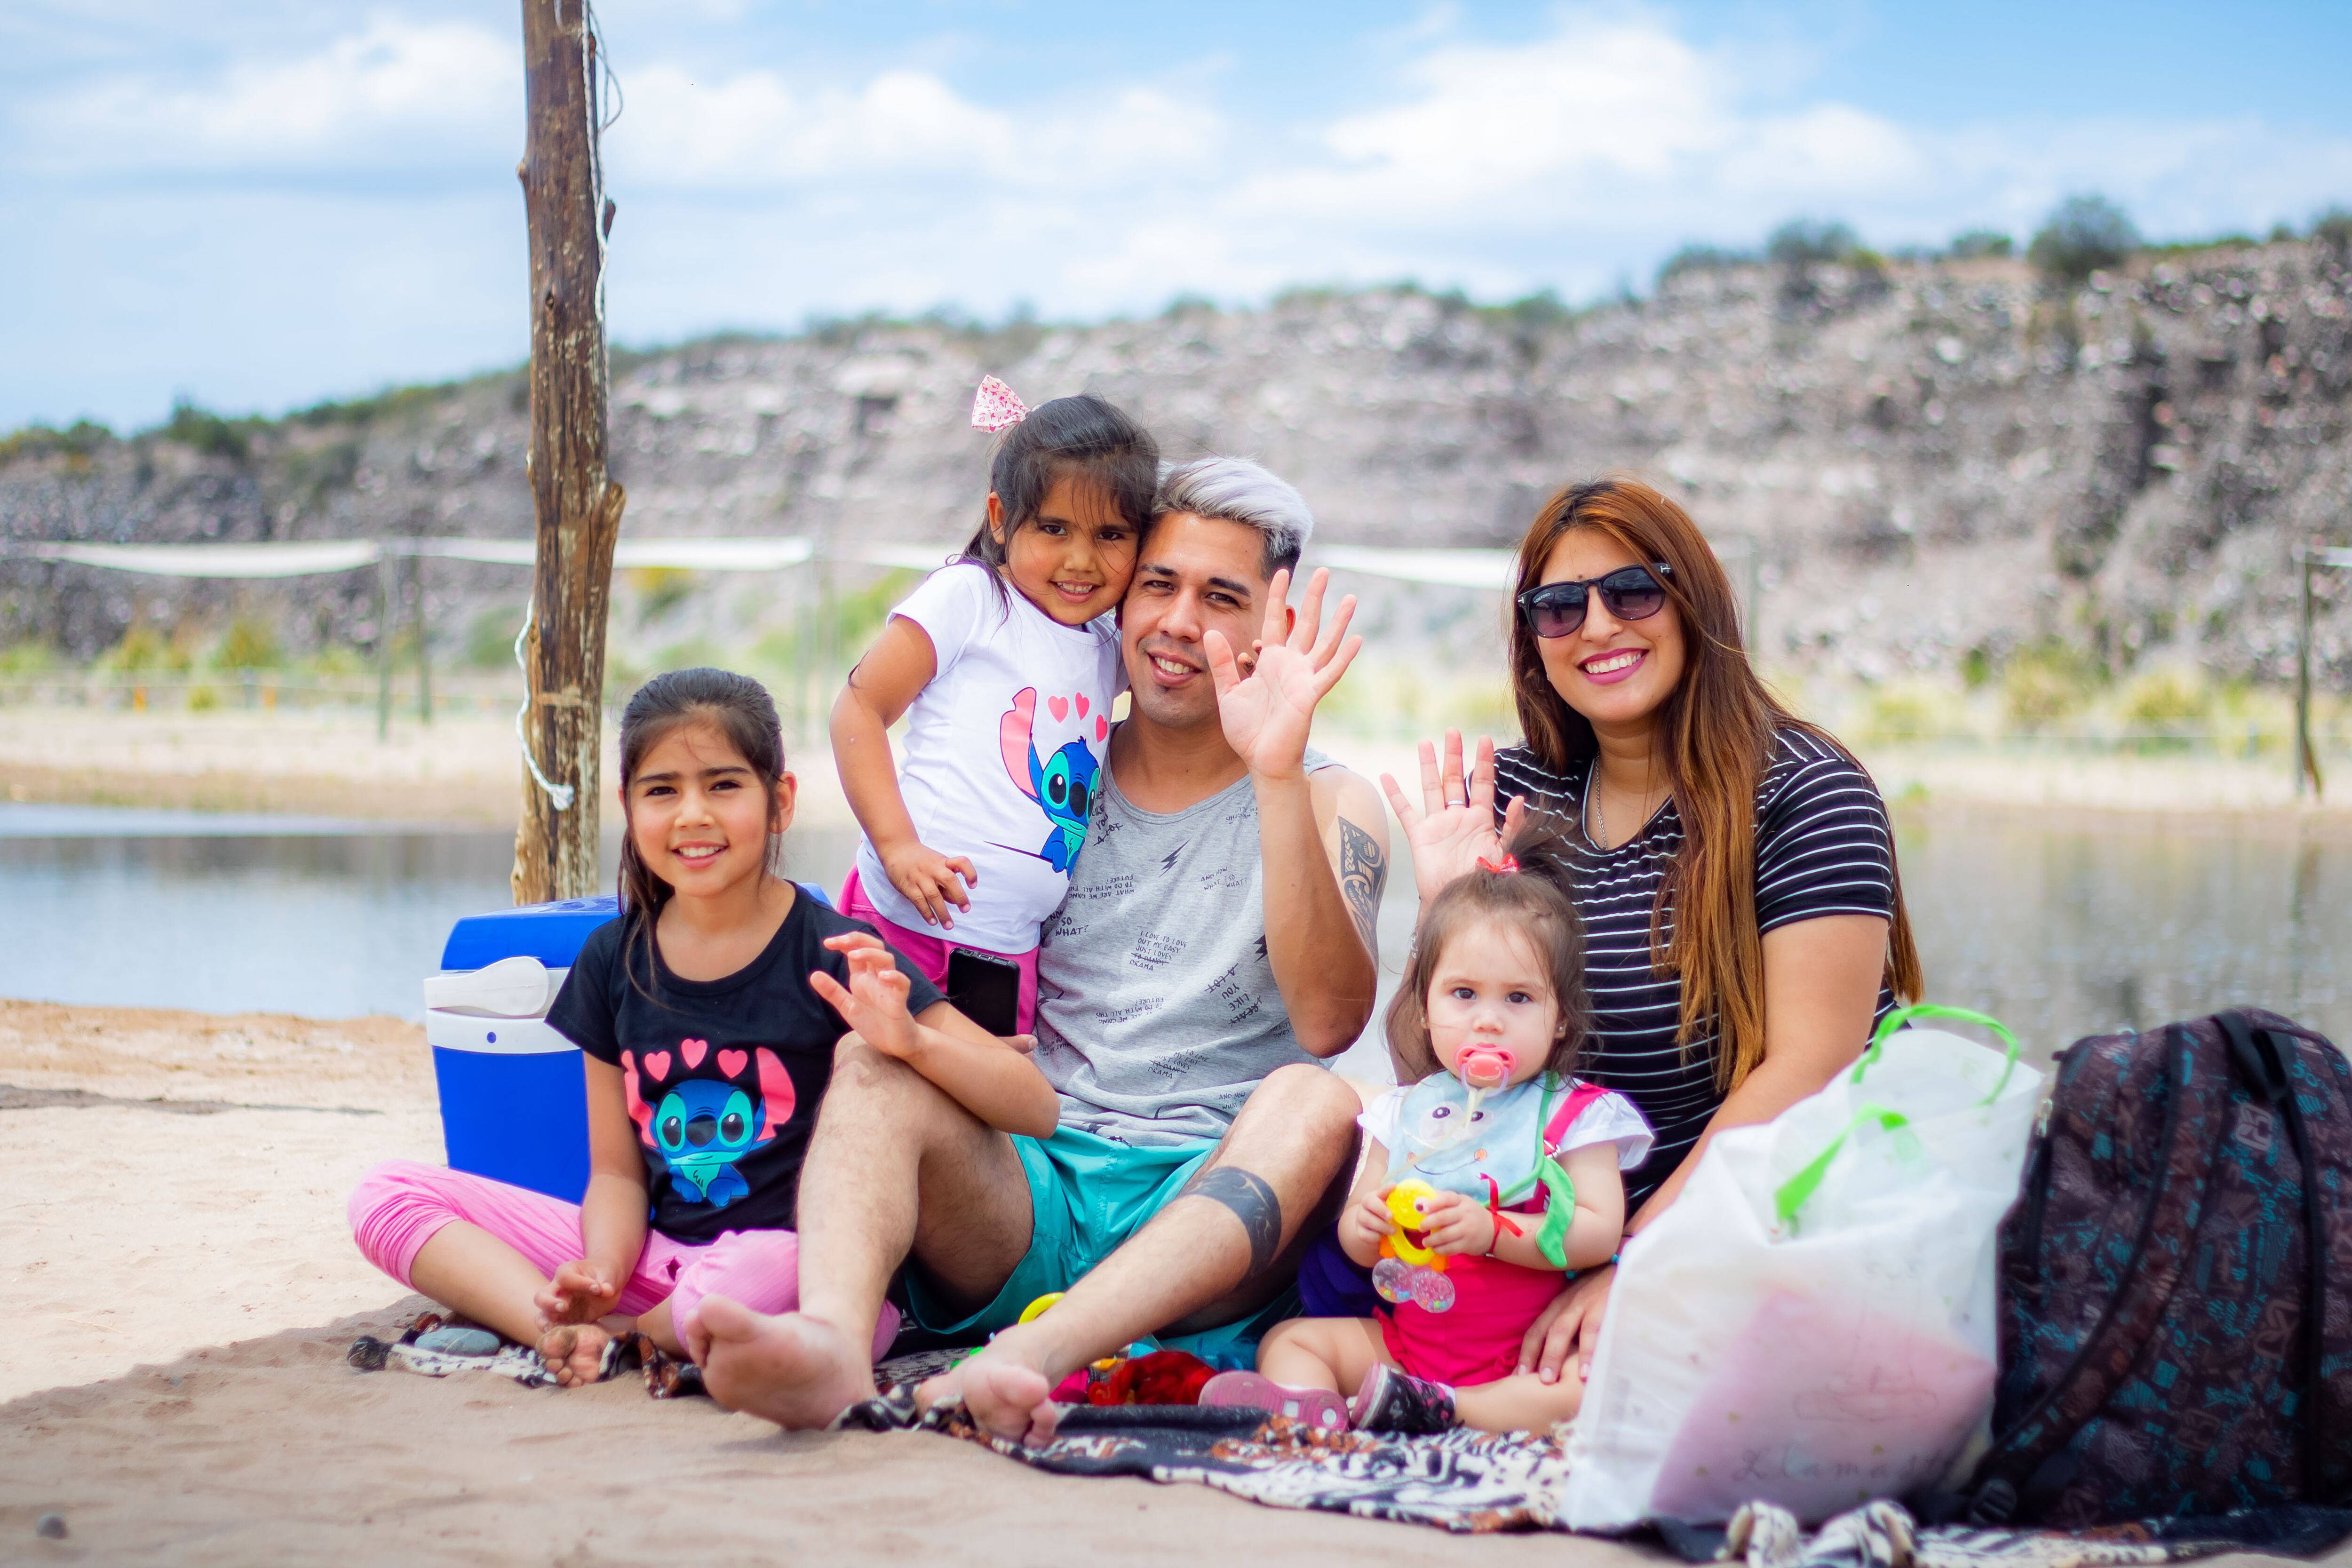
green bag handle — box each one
[1534,1154,1576,1269]
[1855,1003,2021,1103]
[1772,1103,1916,1234]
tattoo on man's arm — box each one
[1337,818,1387,957]
[1179,1165,1284,1277]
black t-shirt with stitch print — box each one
[545,892,944,1245]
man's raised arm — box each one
[1203,567,1383,1057]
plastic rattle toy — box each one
[1372,1178,1457,1313]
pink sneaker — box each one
[1197,1371,1351,1431]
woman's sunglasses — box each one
[1515,564,1673,639]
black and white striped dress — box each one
[1492,728,1899,1205]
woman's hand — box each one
[811,933,919,1059]
[877,839,977,929]
[536,1259,621,1327]
[1517,1263,1614,1385]
[1206,566,1361,781]
[1380,730,1526,900]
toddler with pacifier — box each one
[1203,827,1650,1433]
[832,379,1159,1035]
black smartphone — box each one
[946,947,1023,1038]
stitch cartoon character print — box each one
[618,1039,797,1210]
[997,686,1111,874]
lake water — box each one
[0,804,2343,1066]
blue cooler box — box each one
[426,896,619,1202]
[426,885,834,1202]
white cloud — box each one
[16,15,512,176]
[11,6,2352,429]
[609,66,1219,192]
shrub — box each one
[1947,229,2014,260]
[1858,680,1961,742]
[100,625,172,674]
[465,606,524,669]
[2001,643,2096,730]
[1492,289,1570,333]
[2028,195,2139,285]
[0,640,55,674]
[628,566,696,624]
[1766,218,1860,267]
[215,617,281,670]
[1656,243,1755,286]
[2315,207,2352,256]
[2117,667,2212,733]
[0,419,115,469]
[161,398,253,462]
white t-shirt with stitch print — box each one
[851,561,1125,956]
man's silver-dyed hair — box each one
[1151,456,1314,577]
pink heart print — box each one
[1048,695,1070,723]
[1075,694,1089,717]
[681,1037,707,1069]
[642,1050,671,1082]
[1096,716,1109,741]
[717,1049,748,1079]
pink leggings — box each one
[348,1160,898,1357]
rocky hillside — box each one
[3,236,2347,686]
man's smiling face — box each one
[1119,512,1282,732]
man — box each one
[690,456,1391,1440]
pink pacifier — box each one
[1456,1045,1517,1090]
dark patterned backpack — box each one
[1956,1008,2352,1527]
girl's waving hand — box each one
[811,932,920,1059]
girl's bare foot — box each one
[536,1323,614,1387]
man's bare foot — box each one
[536,1323,612,1388]
[694,1298,875,1429]
[919,1332,1060,1444]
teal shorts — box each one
[902,1124,1296,1368]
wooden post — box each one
[409,551,433,724]
[512,0,625,904]
[375,554,394,741]
[2296,541,2322,800]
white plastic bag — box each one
[1561,1006,2044,1528]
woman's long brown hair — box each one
[1506,478,1922,1090]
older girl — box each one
[1386,477,1921,1387]
[350,669,1055,1385]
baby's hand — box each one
[812,933,918,1059]
[537,1259,620,1326]
[880,840,977,929]
[1418,1190,1497,1257]
[1343,1186,1399,1253]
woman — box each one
[1382,476,1921,1385]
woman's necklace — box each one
[1586,763,1660,852]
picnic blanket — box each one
[837,1385,2352,1561]
[350,1327,2352,1561]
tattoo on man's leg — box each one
[1179,1166,1284,1277]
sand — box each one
[0,999,1654,1565]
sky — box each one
[7,1,2352,433]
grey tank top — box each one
[1031,743,1337,1146]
